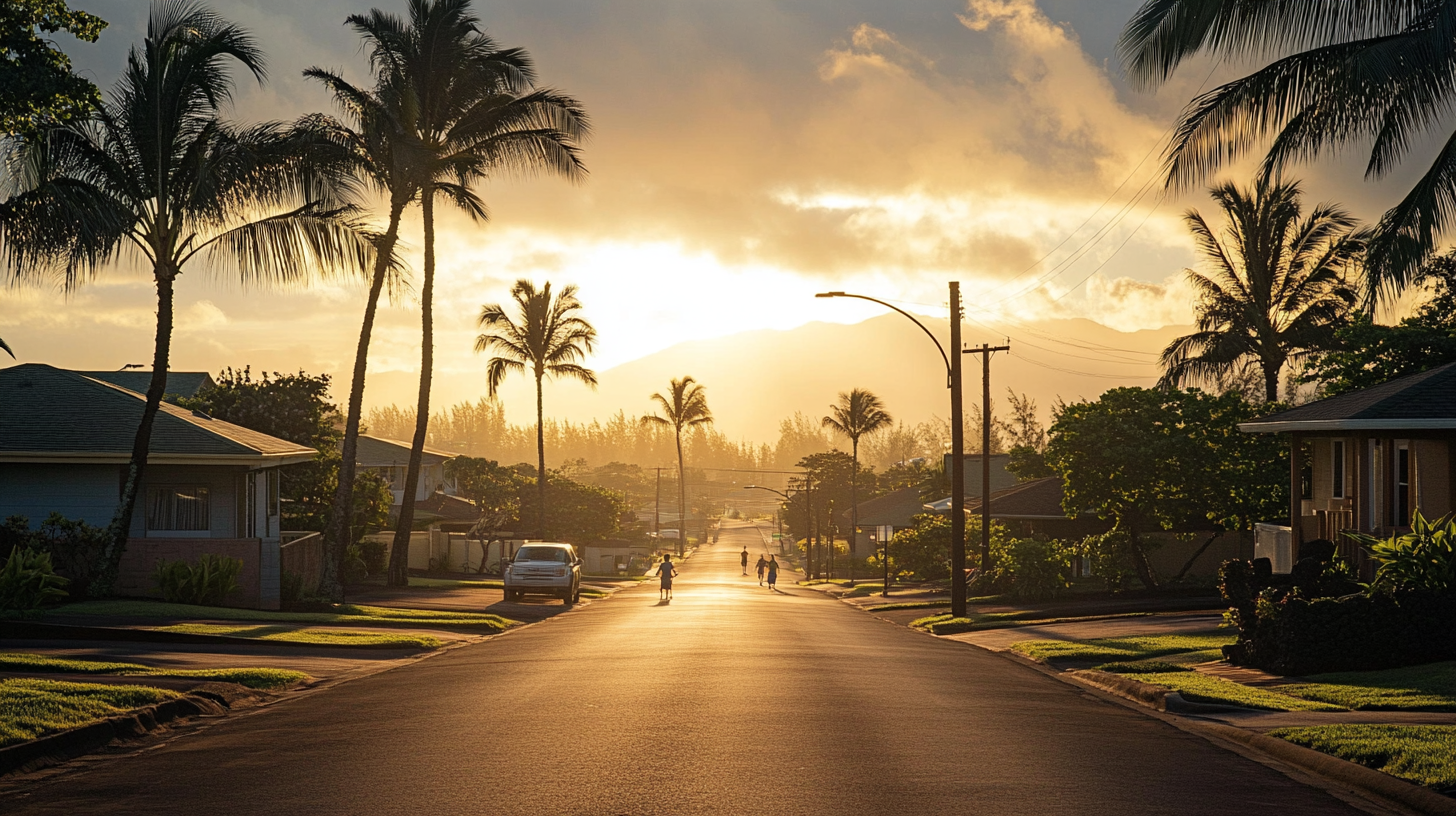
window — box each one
[1331,440,1345,499]
[146,486,210,532]
[1398,444,1411,527]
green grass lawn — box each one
[52,600,515,632]
[153,624,443,650]
[1010,632,1233,664]
[1279,662,1456,711]
[1271,725,1456,788]
[915,611,1156,636]
[409,577,503,589]
[0,678,180,747]
[0,653,307,689]
[1134,672,1343,711]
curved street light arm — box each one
[815,291,952,385]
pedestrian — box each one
[656,554,678,601]
[755,555,767,585]
[766,555,779,591]
[740,547,749,575]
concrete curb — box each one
[1,619,483,649]
[1194,722,1456,816]
[992,654,1456,814]
[0,693,226,777]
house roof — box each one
[414,493,480,524]
[1240,362,1456,433]
[0,364,316,466]
[78,370,216,400]
[924,477,1078,520]
[355,434,457,466]
[842,487,927,529]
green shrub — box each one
[1,513,108,599]
[153,554,242,606]
[0,545,69,614]
[986,536,1074,600]
[280,569,304,604]
[1348,510,1456,592]
[354,537,388,575]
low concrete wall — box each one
[118,538,270,609]
[280,532,323,597]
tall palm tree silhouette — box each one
[642,377,713,556]
[1,2,371,594]
[345,0,589,585]
[823,388,892,586]
[1159,176,1361,403]
[475,280,597,540]
[304,61,419,600]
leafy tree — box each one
[516,473,628,544]
[476,279,598,542]
[876,513,1010,583]
[642,376,712,556]
[822,388,892,581]
[1005,446,1054,481]
[1118,2,1449,300]
[0,0,106,135]
[179,368,389,544]
[997,389,1046,451]
[352,0,590,589]
[1158,176,1361,402]
[1302,252,1456,396]
[445,456,524,570]
[0,3,371,596]
[1046,387,1286,590]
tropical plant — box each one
[1348,511,1456,593]
[0,2,372,596]
[1118,1,1453,302]
[1158,176,1361,402]
[822,388,892,584]
[642,376,713,556]
[0,545,68,614]
[348,0,590,587]
[0,336,11,358]
[476,279,598,540]
[153,554,242,606]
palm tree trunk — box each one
[324,201,405,601]
[1264,362,1281,403]
[536,369,546,540]
[675,429,685,557]
[849,437,858,587]
[94,269,176,596]
[388,190,436,586]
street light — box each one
[816,285,970,615]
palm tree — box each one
[0,337,11,358]
[475,280,597,540]
[642,377,713,557]
[0,2,370,595]
[1119,1,1452,303]
[303,63,421,601]
[1158,176,1361,403]
[349,0,589,586]
[822,388,892,586]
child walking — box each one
[656,554,678,600]
[766,555,779,591]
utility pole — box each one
[964,341,1011,582]
[949,282,967,617]
[654,467,662,552]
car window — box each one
[515,546,567,563]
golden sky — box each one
[0,0,1424,439]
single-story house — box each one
[941,453,1020,495]
[79,370,216,400]
[841,487,928,553]
[1240,361,1456,574]
[0,364,317,609]
[355,434,457,514]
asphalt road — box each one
[5,521,1368,815]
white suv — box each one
[504,543,581,604]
